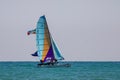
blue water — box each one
[0,62,120,80]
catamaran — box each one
[27,15,70,67]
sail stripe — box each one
[36,16,45,60]
[43,45,55,62]
[41,16,54,61]
[41,31,50,60]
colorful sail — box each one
[51,38,64,60]
[36,16,54,62]
[28,15,64,63]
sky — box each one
[0,0,120,61]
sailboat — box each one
[27,15,70,67]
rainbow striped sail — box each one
[28,15,64,63]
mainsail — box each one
[28,15,64,63]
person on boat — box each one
[45,59,55,65]
[55,59,58,63]
[39,60,44,66]
[49,59,58,65]
[39,59,57,66]
[53,59,58,64]
[50,60,54,65]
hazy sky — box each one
[0,0,120,61]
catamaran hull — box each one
[37,63,71,68]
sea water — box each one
[0,62,120,80]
